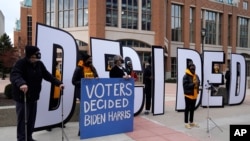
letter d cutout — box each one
[35,24,77,130]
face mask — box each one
[190,68,195,73]
[85,61,92,66]
[35,52,41,59]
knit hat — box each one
[81,53,91,62]
[25,46,40,58]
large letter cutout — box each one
[202,51,225,107]
[35,24,77,129]
[176,48,202,111]
[152,46,165,115]
[228,54,246,105]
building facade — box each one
[0,10,4,36]
[13,0,250,80]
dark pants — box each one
[144,85,152,111]
[184,97,196,123]
[16,101,37,141]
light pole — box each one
[201,28,206,55]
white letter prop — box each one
[35,24,77,129]
[176,48,202,111]
[122,46,144,115]
[90,38,121,78]
[202,51,225,107]
[90,38,144,115]
[152,46,165,115]
[228,54,246,105]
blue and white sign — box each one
[80,78,134,139]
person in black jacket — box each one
[109,55,131,79]
[182,63,200,129]
[225,67,230,96]
[72,53,99,100]
[72,52,98,136]
[10,45,64,141]
[143,56,152,115]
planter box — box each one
[0,103,80,127]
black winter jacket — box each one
[10,58,62,103]
[143,65,152,89]
[72,65,98,99]
[182,71,200,96]
[109,65,127,78]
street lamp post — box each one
[201,28,206,55]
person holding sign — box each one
[109,55,131,79]
[182,63,200,129]
[72,52,99,136]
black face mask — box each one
[35,52,41,59]
[85,61,92,66]
[190,68,195,74]
[120,59,124,64]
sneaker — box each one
[190,122,199,128]
[185,123,191,129]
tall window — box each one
[58,0,74,28]
[106,0,118,27]
[218,13,222,45]
[121,0,138,29]
[171,4,182,42]
[228,15,232,46]
[77,0,88,26]
[45,0,55,26]
[204,11,217,45]
[243,1,248,10]
[239,17,248,48]
[27,16,32,45]
[189,8,194,43]
[141,0,151,30]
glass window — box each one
[189,8,194,43]
[141,0,151,30]
[27,16,32,45]
[243,2,248,10]
[77,0,88,27]
[119,39,150,48]
[121,0,138,29]
[106,0,118,27]
[228,15,232,46]
[238,17,248,48]
[58,0,75,28]
[171,4,182,42]
[204,10,219,45]
[45,0,55,26]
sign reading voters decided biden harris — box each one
[80,78,134,139]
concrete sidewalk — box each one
[1,78,250,141]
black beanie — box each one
[81,53,91,62]
[25,46,40,58]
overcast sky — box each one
[0,0,21,43]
